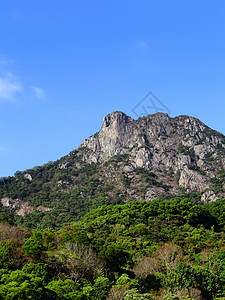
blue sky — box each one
[1,0,225,177]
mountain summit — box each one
[81,111,225,199]
[1,111,225,228]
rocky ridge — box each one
[80,111,225,202]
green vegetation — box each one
[210,173,225,194]
[177,145,190,155]
[0,155,174,229]
[121,174,132,188]
[1,198,225,299]
[0,159,123,229]
[135,168,169,191]
[104,154,130,166]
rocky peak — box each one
[102,111,132,129]
[80,111,225,202]
[81,111,172,159]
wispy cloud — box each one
[136,41,150,50]
[0,55,47,103]
[0,72,23,102]
[0,146,12,153]
[31,86,46,101]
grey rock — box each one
[1,197,34,216]
[179,167,209,192]
[201,190,218,203]
[123,165,134,172]
[37,206,52,212]
[145,188,165,201]
[59,162,71,169]
[79,111,225,200]
[24,173,32,181]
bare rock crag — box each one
[80,111,225,202]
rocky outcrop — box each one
[178,167,208,192]
[80,111,225,200]
[1,197,34,216]
[1,197,52,217]
[201,190,218,203]
[37,206,52,212]
[24,173,32,181]
[59,162,71,169]
[145,188,166,201]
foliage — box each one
[1,197,225,298]
[210,174,225,194]
[0,243,12,269]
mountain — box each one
[1,111,225,228]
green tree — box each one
[100,242,131,271]
[22,231,46,260]
[124,289,155,300]
[0,243,12,269]
[0,270,56,299]
[46,279,79,299]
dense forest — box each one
[1,198,225,299]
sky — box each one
[1,0,225,177]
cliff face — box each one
[81,111,225,201]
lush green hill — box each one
[0,153,204,230]
[0,155,173,229]
[0,156,123,229]
[1,198,225,299]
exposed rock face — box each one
[1,197,34,216]
[80,111,225,200]
[178,167,208,192]
[1,197,52,217]
[1,198,18,209]
[59,162,71,169]
[145,188,166,201]
[24,173,32,181]
[37,206,52,212]
[201,190,218,203]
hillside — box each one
[1,198,225,299]
[2,112,225,299]
[1,111,225,228]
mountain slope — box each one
[1,111,225,228]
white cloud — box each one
[0,56,47,103]
[0,72,23,102]
[136,41,150,50]
[31,86,46,101]
[0,146,12,153]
